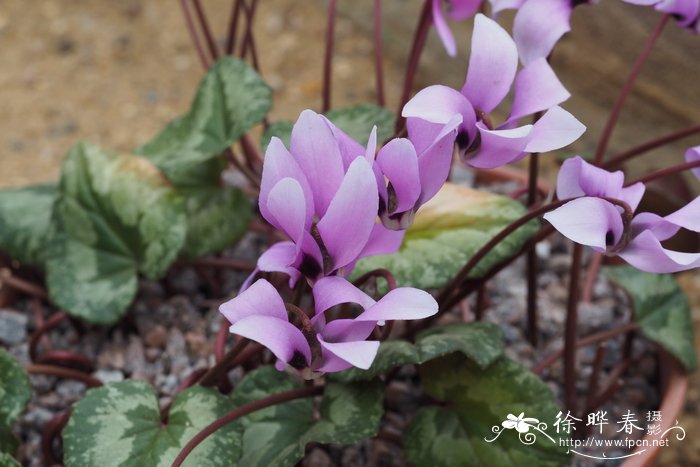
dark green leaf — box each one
[232,366,384,467]
[136,57,271,187]
[260,121,293,153]
[0,349,31,427]
[63,381,240,467]
[604,266,697,371]
[334,322,503,382]
[326,104,395,144]
[407,354,570,467]
[46,142,187,324]
[352,183,538,289]
[180,186,251,258]
[0,184,56,265]
[0,425,18,459]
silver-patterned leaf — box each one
[0,349,31,427]
[63,381,241,467]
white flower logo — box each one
[501,412,540,433]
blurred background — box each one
[0,0,698,464]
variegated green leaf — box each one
[0,184,56,265]
[334,322,503,382]
[136,57,271,187]
[46,142,187,324]
[232,367,384,467]
[406,355,570,467]
[0,452,20,467]
[180,186,251,258]
[604,266,697,371]
[352,183,538,289]
[0,425,18,459]
[0,349,31,427]
[63,381,240,467]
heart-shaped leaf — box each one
[136,57,272,187]
[405,354,570,467]
[232,367,384,467]
[352,183,538,289]
[63,381,240,467]
[0,184,56,265]
[0,349,31,427]
[334,322,503,382]
[180,186,251,259]
[46,142,187,324]
[604,266,697,371]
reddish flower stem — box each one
[172,385,324,467]
[179,0,211,69]
[564,243,583,414]
[198,337,250,387]
[225,0,243,55]
[0,270,48,300]
[532,322,639,375]
[36,351,94,374]
[191,0,220,60]
[240,0,261,73]
[373,0,386,106]
[26,363,103,388]
[352,268,398,291]
[626,159,700,186]
[592,14,669,165]
[29,312,67,361]
[41,410,71,466]
[584,343,608,414]
[604,123,700,169]
[322,0,338,113]
[215,317,231,361]
[474,285,487,321]
[581,252,603,303]
[395,0,432,133]
[525,149,541,346]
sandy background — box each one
[0,0,699,464]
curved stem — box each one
[26,364,103,388]
[593,14,669,165]
[604,123,700,169]
[436,200,569,308]
[172,385,324,467]
[225,0,243,55]
[526,150,541,346]
[0,270,48,300]
[352,268,398,291]
[395,0,432,133]
[41,410,71,466]
[191,0,219,60]
[240,0,261,72]
[322,0,338,113]
[626,159,700,186]
[373,0,385,106]
[581,252,603,303]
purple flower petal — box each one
[403,85,474,140]
[266,178,307,244]
[684,145,700,179]
[466,123,532,169]
[629,213,680,242]
[417,114,463,202]
[220,279,288,323]
[230,315,312,367]
[490,0,527,16]
[544,197,624,252]
[289,110,345,216]
[317,336,380,371]
[524,106,586,153]
[359,223,405,257]
[513,0,573,65]
[322,115,367,170]
[317,157,379,270]
[462,14,518,113]
[321,318,377,342]
[508,58,571,122]
[260,137,314,230]
[432,0,457,57]
[377,138,422,213]
[313,276,376,316]
[447,0,483,19]
[256,241,302,288]
[619,230,700,273]
[655,0,700,27]
[663,195,700,232]
[354,288,438,322]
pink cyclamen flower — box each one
[432,0,483,56]
[254,110,404,286]
[220,277,438,373]
[376,93,464,230]
[404,14,585,170]
[544,156,700,273]
[684,145,700,178]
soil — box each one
[1,0,699,465]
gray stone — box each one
[0,308,28,344]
